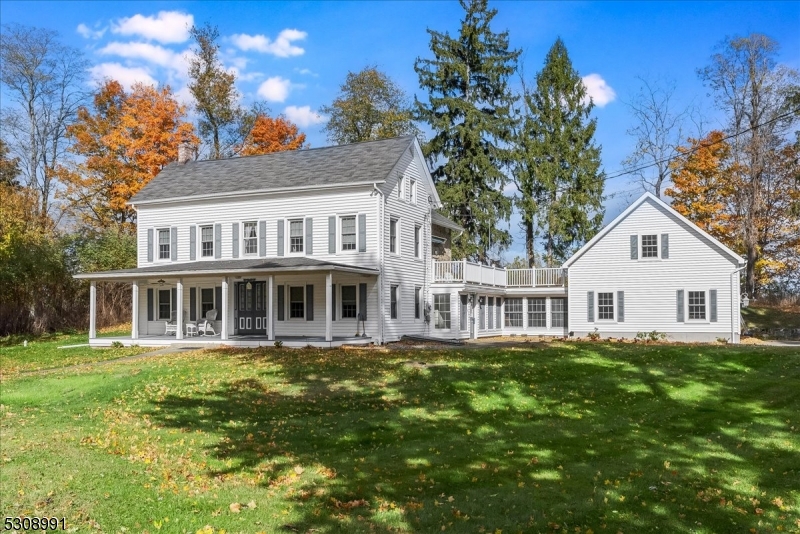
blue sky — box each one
[2,0,799,261]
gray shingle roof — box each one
[74,257,379,279]
[131,136,416,203]
[432,210,463,232]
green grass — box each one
[1,343,799,533]
[0,330,149,375]
[743,305,800,331]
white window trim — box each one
[240,220,259,257]
[155,227,171,262]
[526,297,547,329]
[287,218,305,256]
[595,290,617,323]
[287,285,306,321]
[685,289,710,323]
[398,175,405,201]
[198,285,217,319]
[433,293,451,330]
[413,224,421,260]
[389,217,400,255]
[410,179,417,205]
[156,288,172,320]
[639,232,661,260]
[390,284,400,320]
[340,284,358,320]
[414,286,422,321]
[197,223,215,260]
[339,215,358,254]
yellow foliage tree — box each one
[238,114,307,156]
[59,80,198,232]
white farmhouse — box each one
[76,137,745,346]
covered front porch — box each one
[76,257,380,348]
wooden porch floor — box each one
[91,334,374,349]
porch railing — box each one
[432,260,566,288]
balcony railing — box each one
[432,260,566,287]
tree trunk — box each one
[525,218,535,267]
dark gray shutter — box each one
[277,285,285,321]
[630,235,638,260]
[170,227,177,260]
[617,291,625,322]
[306,285,314,320]
[710,289,717,322]
[587,291,595,322]
[676,289,684,322]
[358,282,367,320]
[460,295,468,330]
[358,214,366,252]
[232,223,239,258]
[189,225,196,261]
[259,220,266,257]
[215,286,222,313]
[661,233,669,259]
[171,287,177,310]
[328,216,336,253]
[147,229,153,262]
[214,224,221,259]
[147,288,154,321]
[189,287,196,321]
[277,220,285,256]
[332,284,336,321]
[305,217,313,255]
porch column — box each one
[89,281,97,340]
[267,275,274,340]
[221,276,229,340]
[176,278,184,340]
[325,271,333,342]
[131,280,139,340]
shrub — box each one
[274,340,283,348]
[587,328,600,341]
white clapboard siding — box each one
[136,186,379,269]
[567,198,741,342]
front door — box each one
[236,281,267,335]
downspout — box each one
[424,204,431,336]
[730,263,747,344]
[373,183,385,344]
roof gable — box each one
[131,136,417,204]
[563,192,745,268]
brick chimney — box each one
[177,141,194,164]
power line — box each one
[601,106,800,183]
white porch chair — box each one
[164,311,178,335]
[198,309,218,336]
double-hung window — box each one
[289,220,304,253]
[528,298,546,327]
[390,218,398,254]
[641,234,659,258]
[158,289,171,320]
[414,225,421,258]
[410,179,417,204]
[341,285,357,319]
[688,291,706,320]
[390,285,399,319]
[341,216,356,251]
[551,298,566,327]
[158,229,170,260]
[200,225,214,257]
[505,298,523,327]
[243,221,258,255]
[398,176,405,200]
[289,286,305,318]
[201,288,215,317]
[598,292,614,320]
[414,287,421,319]
[434,294,450,329]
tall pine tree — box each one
[414,0,520,262]
[514,38,604,266]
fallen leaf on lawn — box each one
[247,500,257,509]
[229,502,241,513]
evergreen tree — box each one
[414,0,520,262]
[514,38,604,266]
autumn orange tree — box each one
[239,113,307,156]
[59,80,198,232]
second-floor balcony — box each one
[432,260,566,288]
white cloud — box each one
[257,76,292,102]
[112,11,193,44]
[89,63,157,90]
[99,42,188,73]
[295,67,317,77]
[77,23,106,40]
[284,105,326,127]
[231,29,307,57]
[582,73,616,108]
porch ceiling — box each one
[74,257,379,281]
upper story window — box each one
[243,221,258,255]
[390,218,398,254]
[598,292,614,320]
[641,234,658,258]
[200,226,214,257]
[414,225,421,258]
[158,229,170,260]
[341,216,356,251]
[398,176,405,200]
[289,219,304,253]
[410,179,417,204]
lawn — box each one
[742,305,800,332]
[1,342,798,533]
